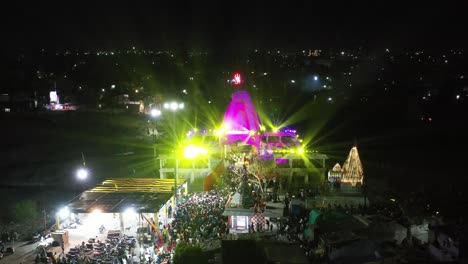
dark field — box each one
[0,111,157,220]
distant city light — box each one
[264,72,268,76]
[291,80,295,83]
[135,89,139,93]
[182,89,187,94]
[341,51,345,55]
[101,88,105,92]
[456,95,460,100]
[328,97,332,102]
[111,84,115,89]
[208,101,211,104]
[314,76,318,81]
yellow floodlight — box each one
[183,145,209,159]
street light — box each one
[56,206,70,230]
[58,206,70,220]
[76,152,88,181]
[163,101,184,209]
[77,168,88,180]
[150,109,161,118]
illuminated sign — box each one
[49,91,59,104]
[232,72,242,86]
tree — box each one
[8,199,41,237]
[240,179,255,209]
[11,199,40,224]
[172,243,207,264]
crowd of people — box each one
[170,190,229,244]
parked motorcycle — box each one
[32,233,41,242]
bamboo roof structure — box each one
[87,178,184,193]
[66,178,185,213]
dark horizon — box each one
[1,2,467,51]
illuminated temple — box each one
[342,146,364,186]
[326,146,364,186]
[221,90,262,145]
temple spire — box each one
[341,146,364,186]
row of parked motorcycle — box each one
[66,232,137,264]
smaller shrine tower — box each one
[341,146,364,186]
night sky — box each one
[2,1,467,51]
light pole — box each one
[76,152,90,192]
[150,109,161,176]
[163,101,184,208]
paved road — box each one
[1,239,47,264]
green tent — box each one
[309,209,321,225]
